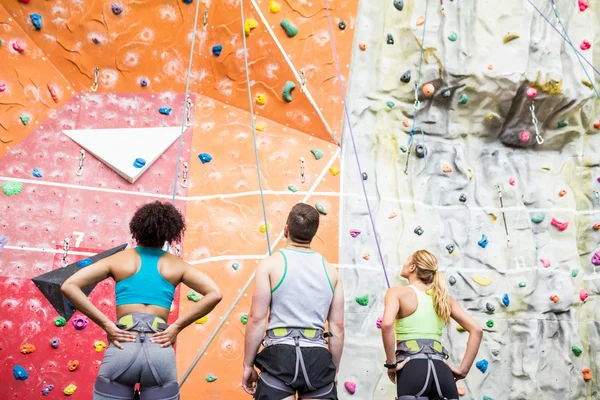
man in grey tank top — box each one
[242,203,345,400]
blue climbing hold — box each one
[159,107,172,116]
[77,258,93,267]
[13,365,28,380]
[478,234,488,248]
[198,153,212,164]
[476,359,489,373]
[133,158,146,168]
[502,293,510,307]
[32,168,42,178]
[30,14,42,30]
[212,45,223,56]
[182,0,193,3]
[67,300,75,310]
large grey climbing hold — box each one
[393,0,404,11]
[491,349,500,356]
[415,144,426,158]
[362,172,368,180]
[414,226,424,235]
[459,193,467,202]
[448,276,457,285]
[400,70,411,83]
[446,244,455,254]
[486,303,495,313]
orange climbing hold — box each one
[47,84,59,103]
[593,223,600,230]
[68,360,79,371]
[442,164,452,173]
[559,189,567,197]
[416,16,425,26]
[594,121,600,130]
[487,64,494,70]
[359,43,367,51]
[403,119,409,127]
[583,368,592,381]
[422,83,435,97]
[19,343,36,354]
[550,294,560,303]
[362,252,370,261]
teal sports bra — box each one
[115,247,175,310]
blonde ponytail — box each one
[412,250,451,325]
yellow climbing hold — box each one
[541,166,551,171]
[503,33,520,43]
[472,276,493,286]
[269,0,280,13]
[244,18,258,36]
[94,341,107,352]
[329,167,340,176]
[256,124,265,131]
[489,213,497,222]
[467,168,473,180]
[582,78,593,89]
[256,94,266,105]
[456,324,465,332]
[195,315,209,324]
[260,223,271,233]
[484,111,500,121]
[64,384,77,396]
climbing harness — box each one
[185,97,193,127]
[440,0,445,16]
[181,162,188,188]
[529,103,544,145]
[393,339,457,400]
[61,238,70,266]
[75,149,85,176]
[257,328,335,398]
[94,314,179,400]
[300,157,306,184]
[324,0,391,288]
[91,67,99,92]
[495,184,510,248]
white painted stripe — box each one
[248,0,339,145]
[4,245,96,257]
[188,254,264,265]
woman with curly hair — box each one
[380,250,482,400]
[62,201,222,400]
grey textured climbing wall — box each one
[338,0,600,399]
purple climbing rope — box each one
[324,1,390,289]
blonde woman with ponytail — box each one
[381,250,482,400]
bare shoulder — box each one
[385,285,408,299]
[259,251,285,271]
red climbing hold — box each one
[344,381,356,394]
[12,41,25,53]
[47,84,59,103]
[526,87,537,99]
[550,217,569,231]
[593,121,600,130]
[580,289,588,302]
[578,0,589,12]
[580,40,591,50]
[520,130,530,143]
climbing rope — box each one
[324,0,391,288]
[543,0,600,99]
[404,0,430,175]
[527,0,600,78]
[179,0,273,386]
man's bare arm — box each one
[243,258,272,368]
[327,269,345,373]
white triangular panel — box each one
[62,127,185,183]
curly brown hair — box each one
[129,201,186,248]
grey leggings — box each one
[93,314,179,400]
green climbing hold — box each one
[2,181,23,196]
[557,120,569,128]
[483,397,494,400]
[19,114,30,125]
[280,19,298,38]
[288,185,298,193]
[531,212,545,224]
[355,295,369,306]
[240,314,248,325]
[282,81,296,102]
[386,101,395,109]
[187,290,200,302]
[572,269,579,277]
[315,202,327,215]
[232,263,239,271]
[518,281,527,288]
[486,320,494,328]
[310,148,323,160]
[448,31,458,41]
[206,374,217,382]
[400,146,407,153]
[54,316,66,327]
[572,345,582,356]
[458,93,468,104]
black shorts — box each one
[254,344,338,400]
[396,359,458,399]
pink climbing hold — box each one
[550,217,569,231]
[350,229,361,238]
[376,317,382,329]
[540,258,551,268]
[12,41,25,53]
[520,130,530,143]
[72,315,89,330]
[580,288,589,302]
[344,381,356,394]
[526,87,537,99]
[579,0,589,12]
[592,251,600,266]
[509,177,516,186]
[581,40,591,51]
[0,83,5,92]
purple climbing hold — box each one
[50,338,60,349]
[72,315,89,330]
[111,3,123,14]
[350,229,361,238]
[592,250,600,266]
[198,153,213,164]
[140,77,148,87]
[41,385,54,396]
[0,235,8,254]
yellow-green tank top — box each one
[395,285,443,341]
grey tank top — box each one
[267,248,335,331]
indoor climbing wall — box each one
[0,0,356,398]
[338,0,600,399]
